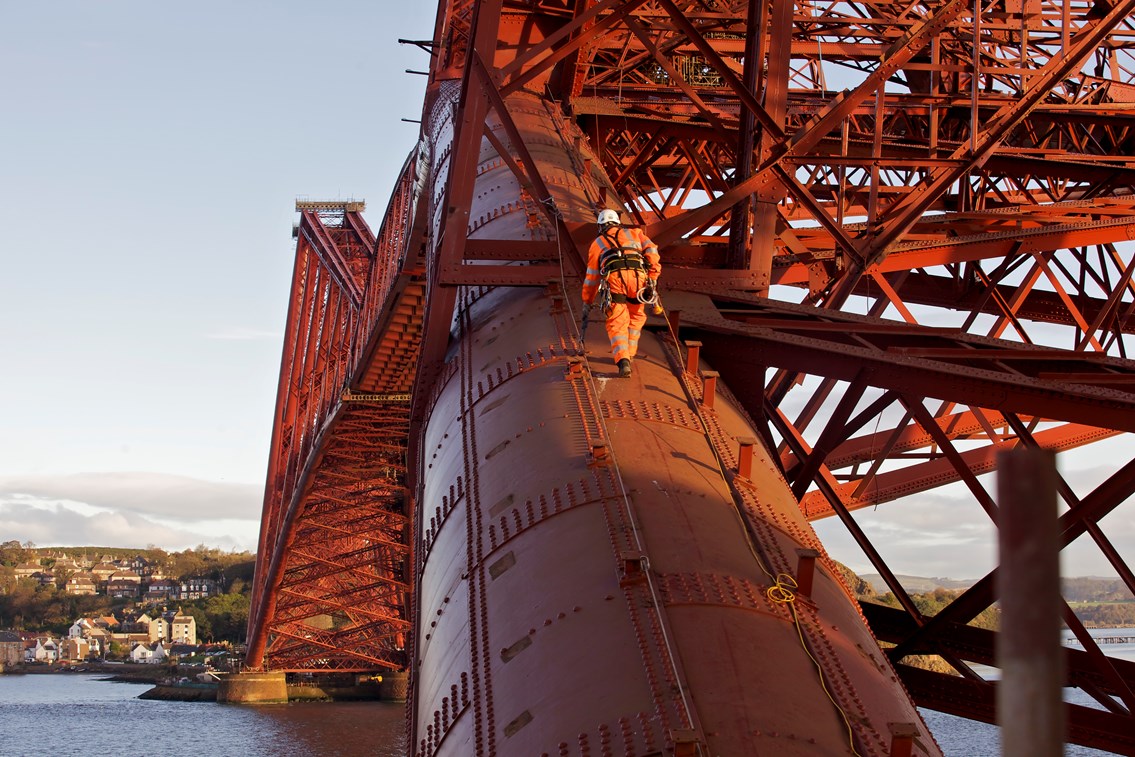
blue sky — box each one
[0,2,437,552]
[0,3,1128,580]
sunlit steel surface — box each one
[249,0,1135,753]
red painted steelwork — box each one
[247,0,1135,752]
[412,283,937,755]
[248,192,422,672]
[404,80,938,754]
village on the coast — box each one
[0,548,238,675]
[1,546,396,704]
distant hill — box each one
[859,574,978,594]
[860,573,1133,601]
[1063,577,1134,602]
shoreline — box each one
[6,662,181,684]
[3,664,389,703]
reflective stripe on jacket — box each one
[582,226,660,305]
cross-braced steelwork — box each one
[247,187,425,672]
[249,0,1135,752]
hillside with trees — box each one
[0,542,254,642]
[852,569,1134,628]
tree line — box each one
[0,543,255,642]
[835,562,1133,629]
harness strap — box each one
[598,230,648,277]
[601,254,646,275]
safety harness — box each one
[596,227,656,307]
[597,228,648,278]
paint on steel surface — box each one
[248,0,1135,752]
[407,82,938,755]
[412,281,938,755]
[247,183,421,672]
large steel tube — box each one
[409,89,941,756]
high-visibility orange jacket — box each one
[581,226,661,306]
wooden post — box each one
[997,447,1063,757]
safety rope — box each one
[654,303,864,757]
[544,197,861,754]
[546,197,706,756]
[766,572,863,757]
[537,75,862,757]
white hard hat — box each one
[597,208,621,226]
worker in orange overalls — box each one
[581,208,661,378]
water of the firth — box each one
[1,631,1132,757]
[0,674,404,757]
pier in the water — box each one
[215,671,407,704]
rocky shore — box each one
[138,682,218,701]
[7,662,393,703]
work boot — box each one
[617,358,632,378]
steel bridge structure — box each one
[247,1,1135,754]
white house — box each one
[129,642,168,665]
[32,637,59,663]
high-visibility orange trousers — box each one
[605,302,647,363]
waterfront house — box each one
[110,632,151,652]
[129,641,168,664]
[61,637,94,662]
[85,628,110,655]
[148,615,170,643]
[32,637,59,663]
[167,643,200,661]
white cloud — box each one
[0,501,255,552]
[813,494,999,580]
[0,473,261,551]
[0,472,262,522]
[812,477,1135,580]
[3,493,114,518]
